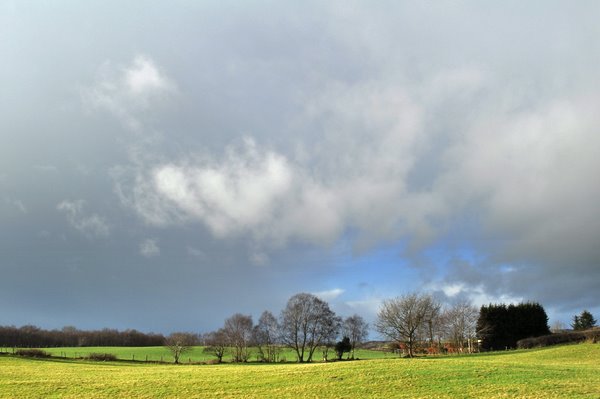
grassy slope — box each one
[0,343,598,398]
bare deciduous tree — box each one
[280,293,339,362]
[375,293,439,357]
[321,314,342,362]
[550,320,566,333]
[164,332,198,364]
[442,299,478,352]
[343,314,369,359]
[223,313,253,362]
[202,329,228,363]
[423,300,443,347]
[253,310,281,363]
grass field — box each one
[0,343,598,398]
[0,346,397,363]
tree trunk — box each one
[295,348,303,363]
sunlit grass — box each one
[0,343,598,398]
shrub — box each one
[15,349,51,358]
[86,353,117,361]
[335,337,352,360]
[517,328,600,349]
[585,328,600,343]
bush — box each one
[585,328,600,343]
[85,353,118,361]
[517,328,600,349]
[15,349,51,358]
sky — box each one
[1,1,599,335]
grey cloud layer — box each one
[2,1,599,331]
[102,48,600,313]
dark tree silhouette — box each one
[335,336,352,360]
[477,302,550,350]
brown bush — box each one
[85,353,117,361]
[15,349,51,358]
[517,328,600,349]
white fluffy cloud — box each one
[152,138,293,238]
[125,56,172,95]
[57,200,109,238]
[82,55,175,131]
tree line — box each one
[0,325,165,348]
[375,293,480,357]
[2,291,595,364]
[375,293,596,357]
[166,291,482,363]
[168,291,530,363]
[184,293,369,364]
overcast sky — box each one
[1,1,599,334]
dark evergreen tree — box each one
[571,310,597,330]
[476,302,550,350]
[335,336,352,360]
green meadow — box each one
[0,343,598,398]
[0,346,396,363]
